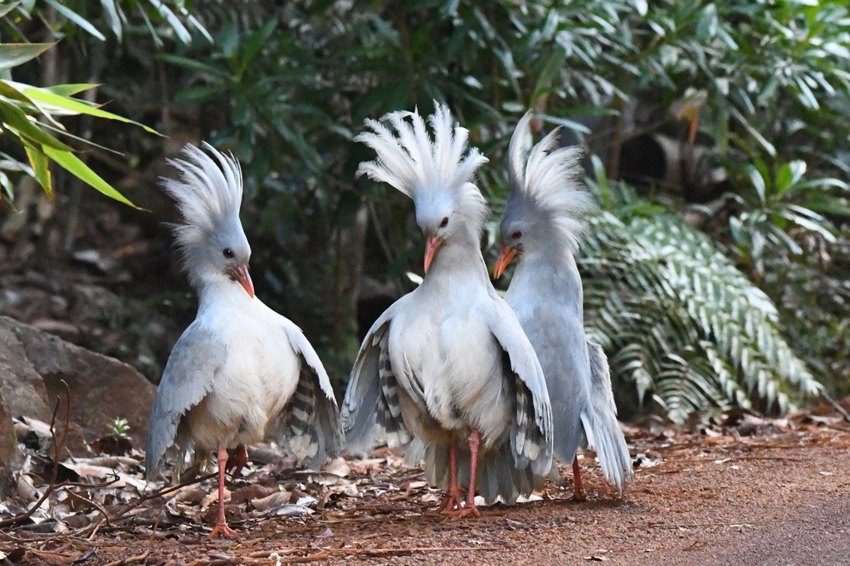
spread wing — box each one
[581,340,633,493]
[341,295,413,453]
[276,321,344,469]
[486,294,554,476]
[145,322,225,478]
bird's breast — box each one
[389,301,512,443]
[187,307,301,450]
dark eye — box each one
[222,248,234,259]
[439,217,449,228]
[511,230,522,239]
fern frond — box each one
[580,211,823,422]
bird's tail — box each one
[580,341,633,493]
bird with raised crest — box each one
[342,105,554,517]
[494,112,633,498]
[145,144,343,537]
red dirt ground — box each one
[3,415,848,566]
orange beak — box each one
[493,246,518,279]
[424,236,443,273]
[228,265,255,298]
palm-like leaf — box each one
[580,211,823,423]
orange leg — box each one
[445,429,481,518]
[208,446,237,538]
[437,438,463,513]
[572,456,587,502]
[226,444,249,479]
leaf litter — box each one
[1,399,849,565]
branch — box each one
[0,380,72,528]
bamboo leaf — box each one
[20,87,161,135]
[0,99,74,151]
[24,144,51,199]
[0,43,54,72]
[42,145,138,208]
[42,0,106,41]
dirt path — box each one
[3,423,848,566]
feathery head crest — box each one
[355,103,490,232]
[161,143,250,287]
[503,111,595,250]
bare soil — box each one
[3,415,848,566]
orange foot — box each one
[208,522,238,538]
[436,489,464,514]
[573,485,587,502]
[443,504,481,519]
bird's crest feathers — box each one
[160,143,246,283]
[355,103,489,226]
[507,111,595,250]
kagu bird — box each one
[145,144,343,537]
[342,105,553,517]
[494,113,633,497]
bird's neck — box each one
[196,279,255,313]
[423,238,491,289]
[510,245,584,312]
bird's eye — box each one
[439,217,449,228]
[222,248,234,259]
[511,230,522,240]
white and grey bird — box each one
[342,105,553,517]
[145,144,343,537]
[494,112,633,497]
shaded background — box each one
[1,0,848,423]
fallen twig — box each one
[820,394,850,423]
[102,549,150,566]
[66,490,113,529]
[73,471,218,537]
[257,545,502,564]
[0,381,72,528]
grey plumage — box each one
[145,323,225,479]
[145,145,343,536]
[499,112,633,493]
[342,105,553,509]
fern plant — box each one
[578,210,823,423]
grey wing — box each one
[525,303,589,466]
[581,340,633,493]
[341,296,412,454]
[145,322,225,479]
[487,299,554,477]
[277,322,344,469]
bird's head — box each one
[355,104,488,273]
[494,111,594,279]
[162,144,255,298]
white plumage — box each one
[343,105,553,516]
[146,144,342,537]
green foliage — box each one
[0,0,210,206]
[580,208,823,422]
[729,159,850,278]
[108,417,131,440]
[6,0,846,415]
[0,42,150,205]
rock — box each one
[0,387,18,497]
[0,316,156,451]
[0,321,52,422]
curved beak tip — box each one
[424,236,442,273]
[231,265,254,298]
[493,247,518,279]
